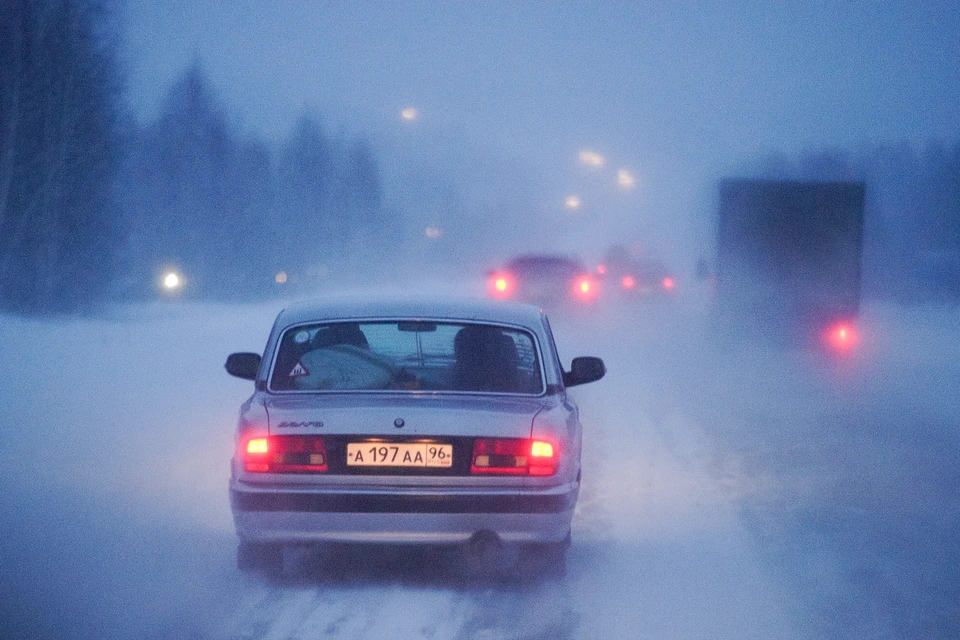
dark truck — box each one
[713,179,865,351]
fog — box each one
[1,291,958,638]
[106,1,960,305]
[2,1,959,638]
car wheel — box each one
[237,541,283,576]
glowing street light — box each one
[275,271,288,284]
[159,269,185,296]
[401,107,418,121]
[425,226,443,239]
[579,150,605,168]
[617,169,636,189]
[565,195,581,210]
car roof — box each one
[274,295,546,330]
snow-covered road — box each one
[1,298,956,639]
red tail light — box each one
[471,438,557,476]
[489,272,514,299]
[241,435,328,473]
[824,321,858,353]
[572,275,598,301]
[662,277,675,291]
[247,438,268,454]
[528,440,556,476]
[621,275,636,289]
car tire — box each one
[237,541,283,576]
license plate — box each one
[346,442,453,467]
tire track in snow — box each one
[215,576,578,640]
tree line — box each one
[1,0,123,313]
[1,0,388,314]
[121,62,386,301]
[2,0,958,314]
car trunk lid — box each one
[261,394,551,477]
[264,393,545,438]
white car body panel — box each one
[227,296,595,547]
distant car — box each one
[488,254,599,308]
[599,245,676,299]
[225,296,605,576]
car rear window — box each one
[269,321,544,394]
[507,256,586,278]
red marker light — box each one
[597,264,607,275]
[662,277,675,290]
[621,275,635,289]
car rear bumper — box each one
[229,481,577,544]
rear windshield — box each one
[508,256,585,277]
[269,321,544,394]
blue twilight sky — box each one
[121,1,960,254]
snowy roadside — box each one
[676,302,960,639]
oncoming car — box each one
[224,296,605,576]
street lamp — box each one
[579,150,605,168]
[160,270,184,294]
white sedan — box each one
[225,296,605,575]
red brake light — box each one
[662,277,675,290]
[621,275,635,289]
[471,438,557,476]
[530,441,553,457]
[241,435,328,473]
[247,438,268,454]
[529,440,555,476]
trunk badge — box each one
[277,421,323,429]
[394,418,405,428]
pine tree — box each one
[0,0,123,314]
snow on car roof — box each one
[274,295,546,329]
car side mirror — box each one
[563,356,605,387]
[225,352,261,381]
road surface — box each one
[1,298,956,639]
